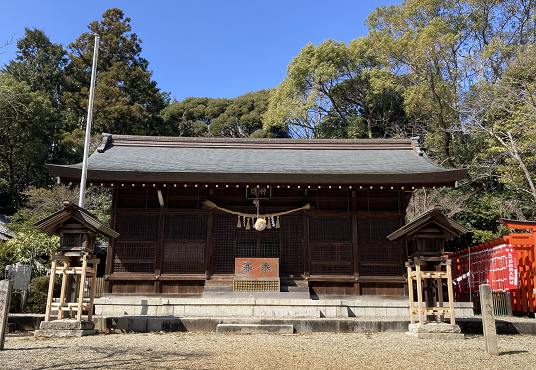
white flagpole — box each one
[79,34,100,208]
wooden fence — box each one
[449,229,536,315]
[80,276,105,298]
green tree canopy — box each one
[3,28,78,164]
[263,38,410,139]
[0,72,52,212]
[161,89,285,138]
[65,8,169,136]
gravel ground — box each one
[1,331,536,370]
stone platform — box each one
[94,296,474,318]
[406,323,465,340]
[34,320,98,338]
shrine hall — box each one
[47,134,468,298]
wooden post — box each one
[447,263,455,325]
[45,260,57,322]
[57,262,68,320]
[76,258,88,321]
[436,266,444,323]
[0,280,13,350]
[480,284,499,356]
[87,261,98,321]
[407,265,415,324]
[416,264,424,324]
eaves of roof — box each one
[35,201,119,239]
[47,134,468,186]
[387,205,470,241]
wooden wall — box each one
[104,184,409,296]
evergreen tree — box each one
[65,8,169,136]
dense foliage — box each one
[2,2,536,274]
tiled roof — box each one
[47,134,468,186]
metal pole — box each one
[79,34,100,208]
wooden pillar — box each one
[76,258,88,321]
[87,261,98,321]
[57,261,68,320]
[415,263,424,324]
[407,265,415,324]
[154,210,165,294]
[447,263,455,325]
[45,260,57,322]
[436,265,444,322]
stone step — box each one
[203,286,234,293]
[216,323,294,334]
[34,329,98,338]
[201,291,311,299]
[280,286,309,293]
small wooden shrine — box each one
[388,205,469,326]
[35,201,118,322]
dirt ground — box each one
[1,331,536,370]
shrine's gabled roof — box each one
[47,134,468,186]
[387,205,470,241]
[35,200,119,239]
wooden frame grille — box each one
[311,243,353,275]
[358,217,403,276]
[162,215,207,274]
[309,216,353,275]
[279,214,304,275]
[212,214,236,274]
[113,215,158,273]
[310,217,352,242]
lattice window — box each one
[114,242,156,260]
[114,262,155,273]
[115,215,159,241]
[358,217,401,243]
[311,243,352,261]
[359,244,401,264]
[357,217,403,277]
[310,217,352,242]
[162,262,204,274]
[260,242,280,258]
[236,241,257,258]
[113,241,156,274]
[280,214,303,275]
[310,243,353,275]
[164,241,205,260]
[212,214,236,274]
[165,216,207,240]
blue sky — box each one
[1,0,401,101]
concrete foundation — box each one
[216,324,294,334]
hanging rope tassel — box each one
[266,217,272,229]
[246,218,251,230]
[237,215,242,228]
[275,216,280,229]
